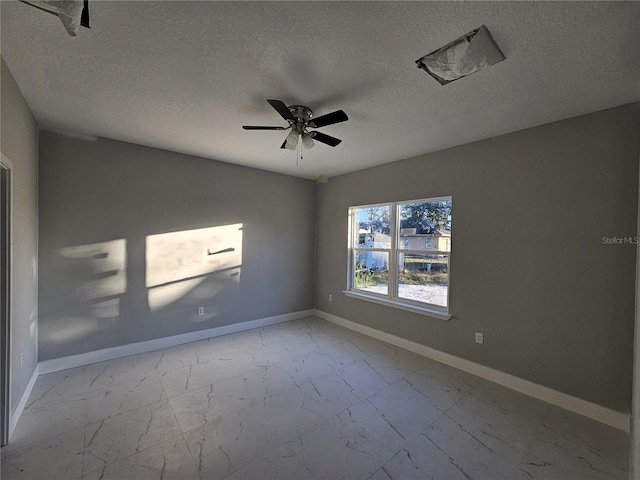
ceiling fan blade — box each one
[308,110,348,128]
[243,126,287,130]
[310,131,342,147]
[267,99,295,122]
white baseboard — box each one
[39,310,314,375]
[314,309,630,433]
[9,363,39,440]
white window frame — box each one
[344,197,452,321]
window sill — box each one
[342,290,452,321]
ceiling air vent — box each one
[20,0,90,36]
[416,25,505,85]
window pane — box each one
[354,205,392,248]
[354,250,389,295]
[398,253,448,307]
[398,200,451,251]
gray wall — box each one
[315,103,640,413]
[0,58,39,413]
[38,131,315,361]
[632,145,640,479]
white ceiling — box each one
[2,1,639,179]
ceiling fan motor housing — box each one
[289,105,313,125]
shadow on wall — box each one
[42,224,243,349]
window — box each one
[346,197,452,319]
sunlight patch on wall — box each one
[58,239,127,320]
[146,224,243,311]
[147,278,202,312]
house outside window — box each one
[347,197,452,318]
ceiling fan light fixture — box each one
[416,25,505,85]
[301,134,315,150]
[285,130,298,150]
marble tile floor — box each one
[0,316,629,480]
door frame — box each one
[1,155,13,447]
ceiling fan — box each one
[243,99,348,151]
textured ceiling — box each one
[2,1,639,179]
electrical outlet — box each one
[329,294,333,302]
[475,332,484,344]
[197,307,205,316]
